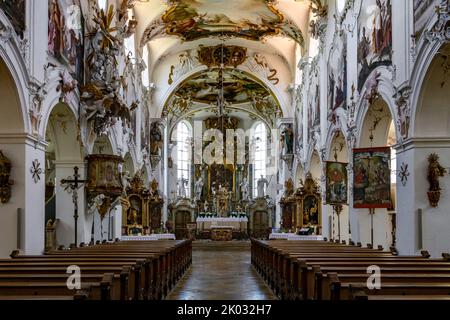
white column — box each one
[163,122,169,222]
[54,160,88,247]
[0,134,46,257]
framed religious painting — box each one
[48,0,84,82]
[357,0,392,92]
[325,161,348,205]
[0,0,26,36]
[353,147,391,209]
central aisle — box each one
[167,241,277,300]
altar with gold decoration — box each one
[196,217,248,234]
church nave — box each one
[167,242,276,301]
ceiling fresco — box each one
[142,0,304,46]
[174,68,271,105]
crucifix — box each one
[61,167,86,247]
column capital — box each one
[276,118,294,129]
[0,133,48,151]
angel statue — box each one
[121,170,131,195]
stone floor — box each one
[166,241,277,300]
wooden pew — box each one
[0,239,192,300]
[250,239,450,301]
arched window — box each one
[253,122,267,198]
[176,121,192,197]
[141,45,150,87]
[124,9,136,60]
[98,0,108,11]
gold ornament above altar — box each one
[198,45,247,68]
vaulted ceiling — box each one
[132,0,315,118]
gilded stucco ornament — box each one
[81,4,138,136]
[425,0,450,43]
[394,84,411,141]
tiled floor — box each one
[167,241,277,300]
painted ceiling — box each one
[132,0,313,118]
[159,0,303,44]
[175,68,271,104]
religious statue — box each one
[194,177,204,201]
[150,122,163,156]
[257,175,269,198]
[240,177,249,201]
[127,207,139,225]
[121,170,131,195]
[178,177,188,198]
[87,194,105,215]
[281,124,294,154]
[427,153,447,207]
[216,184,230,217]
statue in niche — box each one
[240,177,249,201]
[216,184,230,217]
[257,175,269,198]
[150,122,163,156]
[194,177,204,201]
[281,124,294,154]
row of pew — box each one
[0,239,192,300]
[251,238,450,300]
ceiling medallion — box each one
[198,45,247,68]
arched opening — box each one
[0,58,28,257]
[172,121,193,199]
[44,103,84,248]
[252,122,268,199]
[357,98,396,249]
[411,44,450,257]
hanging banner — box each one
[353,147,391,208]
[325,161,348,205]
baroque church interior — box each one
[0,0,450,302]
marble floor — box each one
[166,241,277,300]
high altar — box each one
[168,115,274,240]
